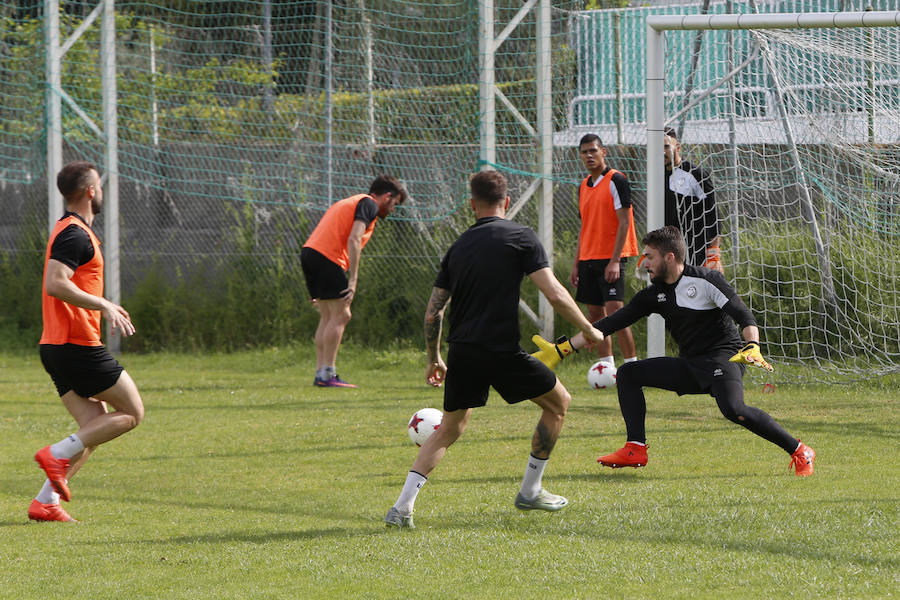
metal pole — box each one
[45,0,63,233]
[102,0,121,353]
[613,11,623,143]
[262,0,274,117]
[536,0,553,338]
[646,22,666,358]
[726,2,740,269]
[325,0,334,202]
[675,0,711,138]
[361,0,375,149]
[478,0,495,168]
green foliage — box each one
[735,222,899,365]
[0,224,46,349]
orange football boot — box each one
[28,499,77,522]
[34,446,71,502]
[597,442,648,468]
[789,441,816,477]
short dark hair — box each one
[57,161,98,201]
[663,127,679,140]
[469,169,507,205]
[369,175,407,204]
[642,225,686,263]
[579,133,603,148]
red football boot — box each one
[789,441,816,477]
[28,499,77,522]
[597,442,648,468]
[34,446,71,502]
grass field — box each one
[0,345,897,599]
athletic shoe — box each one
[384,507,415,529]
[28,499,77,522]
[597,442,648,468]
[313,375,358,388]
[34,446,71,502]
[514,488,569,512]
[789,441,816,477]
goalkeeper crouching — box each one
[534,226,816,476]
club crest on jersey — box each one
[686,284,697,298]
[713,368,723,377]
[657,293,667,303]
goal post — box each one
[645,11,900,378]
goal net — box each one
[651,7,899,380]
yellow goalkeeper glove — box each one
[531,335,576,370]
[729,342,774,372]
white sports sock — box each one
[627,440,646,447]
[324,366,337,379]
[35,479,60,505]
[394,471,427,515]
[50,434,84,460]
[519,454,548,500]
[599,355,615,367]
[623,356,638,363]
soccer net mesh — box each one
[657,13,899,379]
[0,1,897,380]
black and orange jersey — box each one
[40,212,104,346]
[578,168,638,261]
[303,194,379,271]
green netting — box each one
[0,1,897,380]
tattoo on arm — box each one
[424,287,450,359]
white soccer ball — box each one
[587,361,617,389]
[408,408,442,446]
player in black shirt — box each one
[384,170,603,528]
[664,128,722,271]
[534,226,816,477]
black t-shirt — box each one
[595,264,756,358]
[664,160,718,267]
[434,216,549,351]
[354,196,378,226]
[49,212,95,270]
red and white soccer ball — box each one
[587,361,617,389]
[408,408,442,446]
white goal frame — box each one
[644,10,900,358]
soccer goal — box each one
[645,10,899,379]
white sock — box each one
[519,454,548,500]
[35,479,60,505]
[324,366,337,379]
[394,471,427,515]
[50,434,84,460]
[627,440,646,446]
[599,355,615,367]
[623,356,638,363]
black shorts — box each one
[300,247,348,300]
[619,354,744,396]
[575,258,627,305]
[40,344,124,398]
[443,343,557,412]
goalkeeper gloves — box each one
[531,334,577,371]
[729,342,774,372]
[703,242,724,273]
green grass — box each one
[0,345,897,599]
